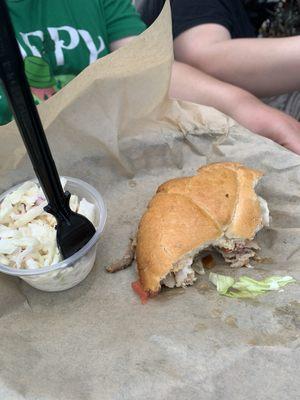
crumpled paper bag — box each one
[0,2,299,399]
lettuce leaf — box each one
[209,273,296,298]
[209,272,235,294]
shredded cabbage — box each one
[0,180,96,270]
[209,272,296,298]
[209,272,235,294]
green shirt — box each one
[0,0,146,125]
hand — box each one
[232,96,300,154]
[265,110,300,154]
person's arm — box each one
[103,0,146,52]
[109,36,136,52]
[97,34,300,154]
[174,24,300,97]
[170,61,300,154]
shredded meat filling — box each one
[216,240,260,268]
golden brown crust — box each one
[137,193,222,293]
[226,167,263,239]
[136,162,264,292]
[158,165,238,228]
[198,162,263,238]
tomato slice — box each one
[131,280,149,304]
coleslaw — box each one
[0,178,96,271]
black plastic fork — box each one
[0,0,96,259]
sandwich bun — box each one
[135,162,266,294]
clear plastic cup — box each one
[0,177,106,292]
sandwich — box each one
[132,162,269,302]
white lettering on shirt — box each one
[47,26,80,66]
[78,30,106,64]
[20,30,44,57]
[17,26,107,67]
[18,42,27,58]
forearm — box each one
[170,61,267,127]
[109,36,136,52]
[174,30,300,97]
[170,61,300,153]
